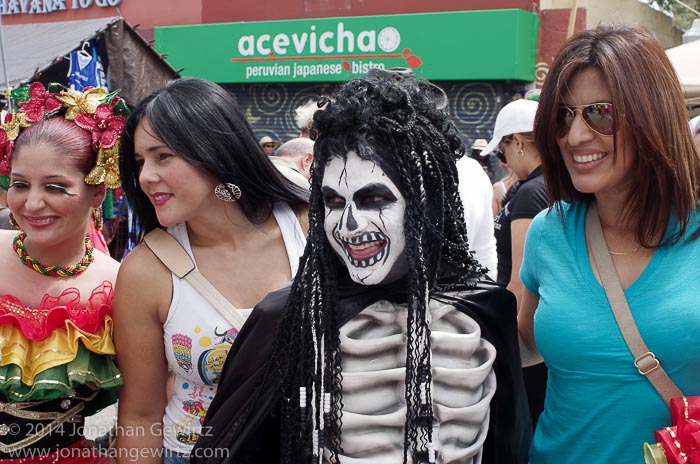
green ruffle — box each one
[0,343,122,414]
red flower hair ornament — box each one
[0,82,129,190]
[20,82,63,123]
[74,102,126,152]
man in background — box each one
[258,135,279,156]
[271,137,313,189]
[457,143,498,281]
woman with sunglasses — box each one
[482,99,548,302]
[481,98,549,430]
[519,25,700,463]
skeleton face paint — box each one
[322,150,408,285]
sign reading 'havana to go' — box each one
[155,10,538,84]
[0,0,120,15]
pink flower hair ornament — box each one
[0,82,130,190]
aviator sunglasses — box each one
[558,102,616,136]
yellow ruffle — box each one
[0,315,115,385]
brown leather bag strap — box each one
[143,228,246,331]
[586,203,682,406]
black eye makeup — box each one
[353,184,397,209]
[322,186,346,209]
[45,183,77,196]
[9,180,29,190]
[7,180,77,197]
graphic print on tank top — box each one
[169,324,238,446]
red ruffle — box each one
[0,282,113,341]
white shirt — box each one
[162,202,307,454]
[456,157,497,281]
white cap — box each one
[689,115,700,135]
[481,99,539,157]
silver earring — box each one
[214,183,241,202]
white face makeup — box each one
[322,150,408,285]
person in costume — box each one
[0,82,126,462]
[113,78,309,464]
[193,71,531,463]
[519,25,700,463]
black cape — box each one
[192,277,531,464]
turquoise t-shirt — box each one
[521,202,700,464]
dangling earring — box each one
[8,212,19,230]
[517,148,524,158]
[92,208,103,232]
[214,183,241,202]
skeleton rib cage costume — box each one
[193,72,531,464]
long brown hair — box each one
[535,24,700,247]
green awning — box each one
[155,9,538,84]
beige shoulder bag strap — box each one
[143,228,246,331]
[586,202,682,406]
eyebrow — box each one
[11,173,71,181]
[133,143,173,159]
[353,183,397,203]
[144,144,172,152]
[561,100,613,107]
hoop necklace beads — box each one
[13,231,95,278]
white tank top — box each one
[162,202,306,454]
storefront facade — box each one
[155,9,539,145]
[1,1,542,145]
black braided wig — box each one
[257,75,484,463]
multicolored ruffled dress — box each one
[0,281,122,463]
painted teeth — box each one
[348,240,383,251]
[349,248,385,268]
[573,152,605,163]
[349,232,380,244]
[338,232,387,268]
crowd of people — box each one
[0,23,697,464]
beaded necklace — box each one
[13,231,95,278]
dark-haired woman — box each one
[193,70,531,464]
[113,78,309,463]
[519,25,700,463]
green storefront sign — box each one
[155,9,538,83]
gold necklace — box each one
[608,246,640,256]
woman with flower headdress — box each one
[0,82,127,462]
